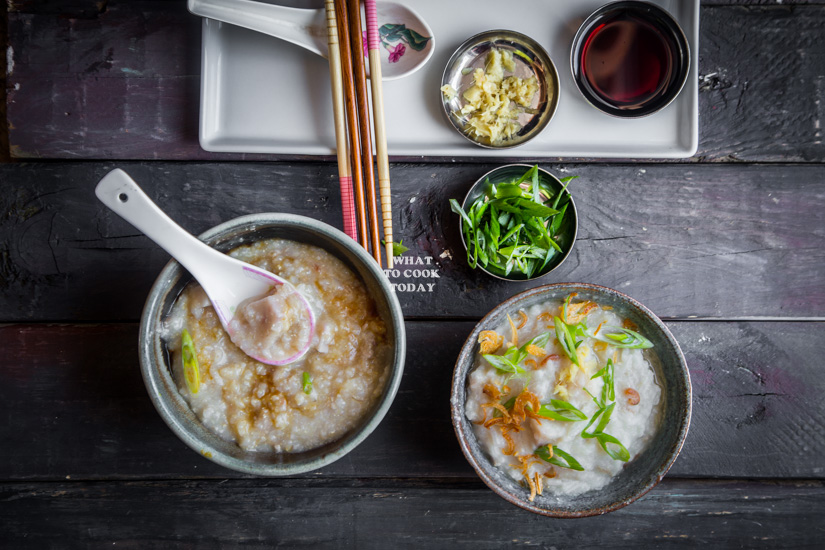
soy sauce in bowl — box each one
[571,1,689,118]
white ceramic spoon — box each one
[95,168,315,366]
[187,0,435,80]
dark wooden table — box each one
[2,1,824,547]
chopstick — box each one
[364,0,395,269]
[346,0,382,267]
[324,0,358,241]
[333,0,370,250]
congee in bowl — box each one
[140,214,405,475]
[451,283,691,516]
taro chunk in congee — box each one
[465,294,662,500]
[163,239,391,453]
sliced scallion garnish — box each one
[181,329,200,395]
[535,445,585,471]
[553,316,580,367]
[484,330,553,376]
[537,399,588,422]
[590,358,615,406]
[580,402,631,462]
[589,326,654,349]
[302,372,313,394]
[483,353,525,375]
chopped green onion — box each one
[535,445,585,471]
[302,372,313,394]
[181,329,200,394]
[589,326,654,349]
[483,354,525,375]
[582,403,616,437]
[381,239,410,256]
[594,432,631,462]
[553,316,580,367]
[537,399,588,422]
[580,402,630,462]
[591,358,615,405]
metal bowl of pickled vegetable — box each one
[139,213,406,476]
[451,283,691,517]
[451,164,577,281]
[440,30,560,148]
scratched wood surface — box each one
[3,1,825,548]
[1,321,822,481]
[6,1,825,162]
[1,162,822,322]
[2,479,823,549]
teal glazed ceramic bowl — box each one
[140,213,406,475]
[451,283,691,517]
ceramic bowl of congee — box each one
[140,213,406,475]
[451,283,690,516]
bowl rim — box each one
[457,164,578,281]
[450,282,692,517]
[440,29,560,149]
[139,213,406,476]
[569,0,691,119]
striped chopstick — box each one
[333,0,370,249]
[346,0,382,267]
[324,0,357,240]
[364,0,395,269]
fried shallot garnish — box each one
[507,314,518,347]
[537,312,554,328]
[526,344,546,358]
[513,453,544,502]
[564,300,598,325]
[483,383,502,401]
[478,330,504,354]
[538,354,560,368]
[501,426,517,456]
[622,318,639,331]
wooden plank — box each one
[0,162,822,321]
[0,479,822,548]
[1,321,822,481]
[6,3,825,162]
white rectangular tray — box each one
[199,0,699,158]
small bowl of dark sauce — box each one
[571,1,689,118]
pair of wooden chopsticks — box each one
[325,0,394,269]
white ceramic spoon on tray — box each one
[95,168,315,366]
[187,0,435,80]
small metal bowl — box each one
[139,213,406,476]
[451,283,692,517]
[441,30,560,148]
[456,164,577,281]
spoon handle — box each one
[95,168,228,276]
[188,0,328,58]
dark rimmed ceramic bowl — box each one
[139,213,406,475]
[451,283,691,517]
[570,1,690,118]
[457,164,577,281]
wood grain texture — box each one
[1,321,822,481]
[5,2,825,162]
[0,162,822,321]
[1,479,823,548]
